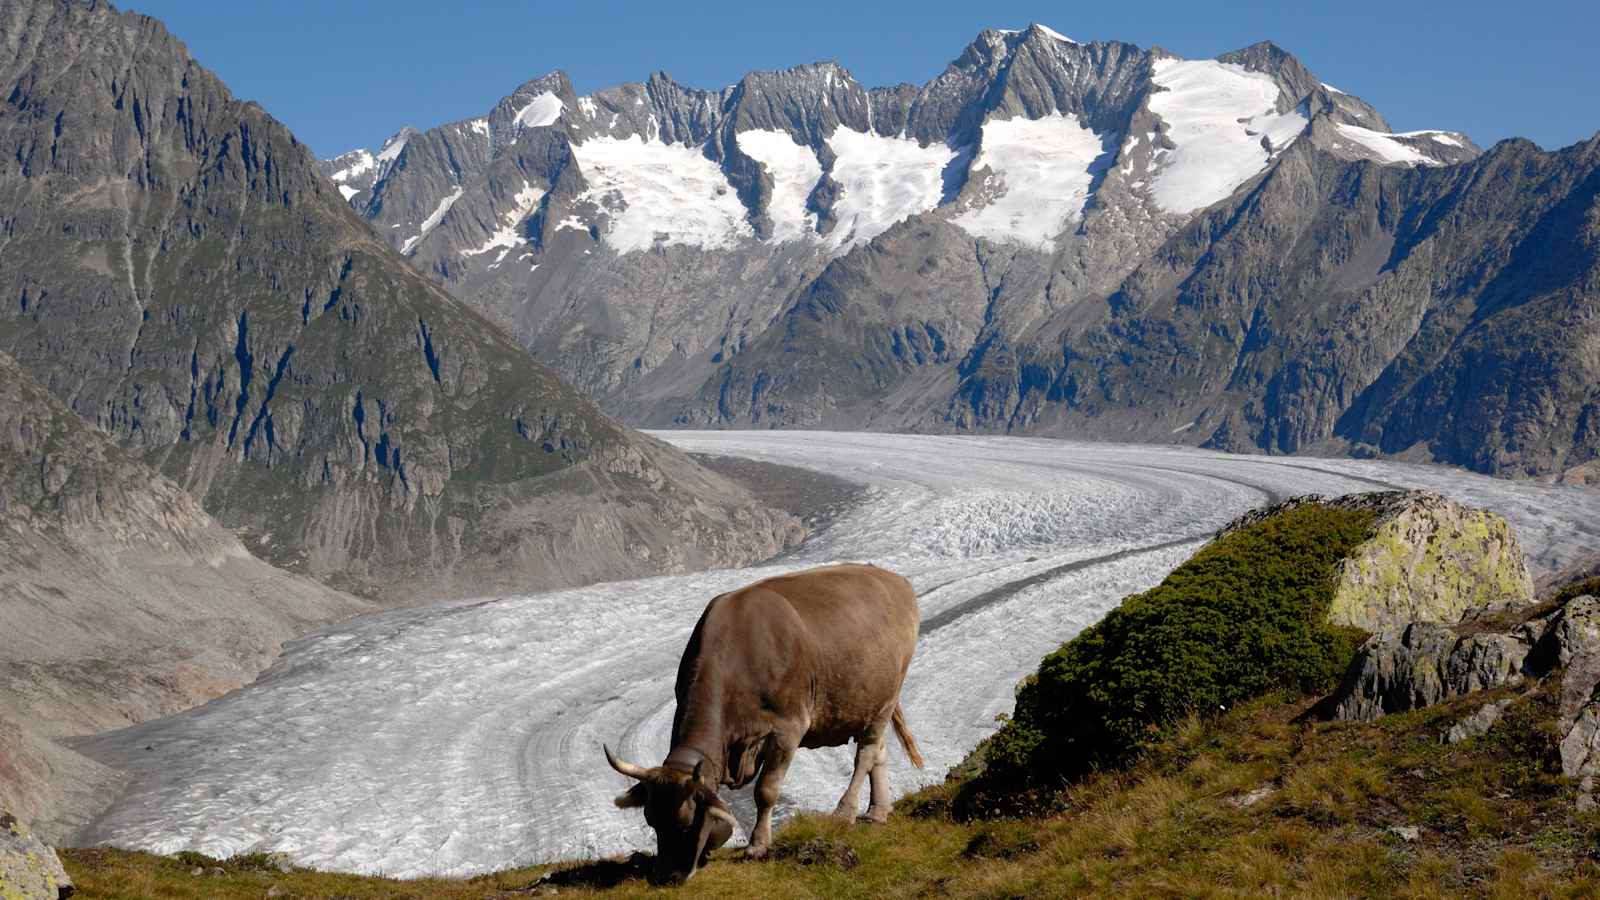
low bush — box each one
[972,502,1377,803]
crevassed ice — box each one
[952,112,1109,251]
[736,129,823,242]
[1147,58,1308,214]
[513,92,564,129]
[1335,124,1452,164]
[462,181,546,260]
[400,186,464,255]
[825,128,957,252]
[570,136,752,253]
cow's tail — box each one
[892,703,925,769]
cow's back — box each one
[717,564,919,747]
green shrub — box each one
[976,503,1376,799]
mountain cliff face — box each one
[328,24,1596,479]
[0,351,374,841]
[0,0,801,603]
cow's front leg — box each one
[747,740,795,859]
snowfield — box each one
[76,433,1598,877]
[1148,58,1308,214]
[565,135,753,253]
[952,112,1113,251]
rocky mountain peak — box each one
[309,26,1594,482]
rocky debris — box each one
[1387,825,1422,842]
[1446,700,1511,744]
[1226,785,1278,809]
[0,809,73,899]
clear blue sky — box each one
[128,0,1598,159]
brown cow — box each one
[604,563,924,882]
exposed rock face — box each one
[1331,593,1600,807]
[1332,623,1531,721]
[0,351,367,841]
[0,808,72,899]
[0,0,800,602]
[328,25,1597,479]
[1446,699,1510,744]
[1326,492,1534,631]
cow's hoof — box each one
[859,810,890,825]
[744,844,770,861]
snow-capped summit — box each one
[309,30,1600,490]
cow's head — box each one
[605,744,735,884]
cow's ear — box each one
[692,759,707,784]
[614,783,649,809]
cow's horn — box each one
[603,743,651,780]
[707,804,738,829]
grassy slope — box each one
[61,679,1600,898]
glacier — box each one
[74,433,1599,877]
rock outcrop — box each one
[1332,623,1532,721]
[0,809,72,899]
[1331,590,1600,808]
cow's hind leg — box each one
[747,739,796,860]
[833,718,889,819]
[864,739,893,824]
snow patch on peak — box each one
[1333,123,1449,166]
[570,135,752,254]
[1147,58,1307,214]
[468,118,490,138]
[952,112,1110,251]
[825,128,958,252]
[1321,82,1346,95]
[400,186,464,255]
[376,134,409,164]
[337,184,359,201]
[514,93,564,129]
[737,130,823,243]
[577,96,599,118]
[1032,23,1076,44]
[462,181,546,262]
[329,150,375,183]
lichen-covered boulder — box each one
[0,808,73,899]
[1326,491,1534,631]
